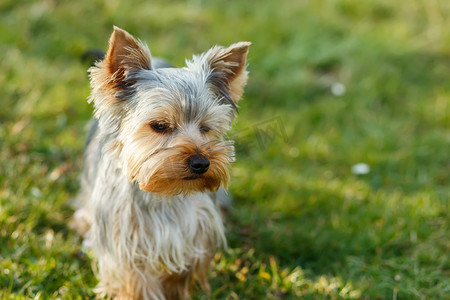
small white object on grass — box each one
[351,163,370,175]
[289,147,299,158]
[331,82,346,96]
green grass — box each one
[1,0,449,299]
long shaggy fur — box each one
[72,27,250,299]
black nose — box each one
[188,155,210,175]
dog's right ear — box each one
[104,26,152,87]
[90,27,152,95]
[89,27,152,116]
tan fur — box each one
[228,68,249,103]
[73,27,250,300]
[105,26,152,86]
[88,27,152,117]
[201,42,250,103]
[137,138,233,196]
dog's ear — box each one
[192,42,251,106]
[89,27,152,117]
[90,26,152,95]
[103,26,152,88]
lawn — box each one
[1,0,449,299]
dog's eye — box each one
[200,126,210,133]
[150,122,170,133]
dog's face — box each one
[89,27,250,196]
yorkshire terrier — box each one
[72,26,250,299]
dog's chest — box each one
[134,194,225,271]
[94,186,225,273]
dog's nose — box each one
[188,155,210,175]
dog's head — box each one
[89,27,250,196]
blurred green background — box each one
[1,0,449,299]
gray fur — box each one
[152,57,174,69]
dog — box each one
[71,26,250,299]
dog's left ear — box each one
[194,42,251,105]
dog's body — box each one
[74,120,225,298]
[72,27,249,299]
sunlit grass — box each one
[1,0,449,299]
